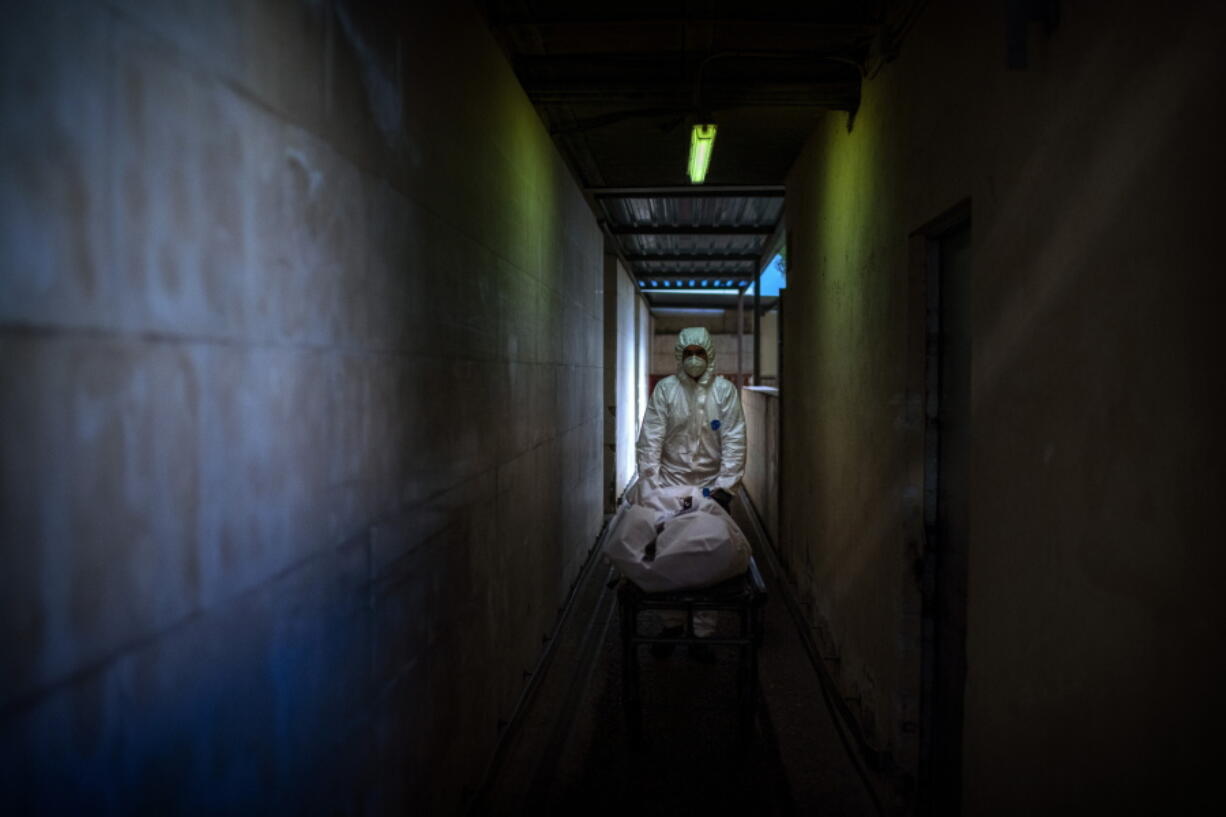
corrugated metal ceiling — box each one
[597,190,782,303]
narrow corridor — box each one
[2,2,1223,816]
[477,494,878,816]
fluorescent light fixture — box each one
[688,124,717,184]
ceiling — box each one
[479,1,923,308]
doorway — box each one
[916,204,972,816]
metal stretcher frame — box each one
[617,556,768,745]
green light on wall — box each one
[688,123,718,184]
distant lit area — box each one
[652,307,727,315]
[639,288,742,295]
[746,252,786,297]
[637,279,749,289]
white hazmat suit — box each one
[633,326,747,639]
[635,326,747,496]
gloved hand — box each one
[710,488,733,511]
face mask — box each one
[683,355,708,378]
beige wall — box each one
[651,332,753,380]
[0,2,604,812]
[650,308,756,384]
[652,307,754,336]
[782,1,1225,813]
[741,387,779,545]
[758,308,780,382]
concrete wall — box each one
[605,254,649,506]
[651,332,752,380]
[782,1,1226,813]
[652,307,754,336]
[758,308,779,383]
[741,387,779,545]
[635,299,652,440]
[0,2,604,813]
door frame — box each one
[904,199,972,816]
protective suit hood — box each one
[674,326,716,385]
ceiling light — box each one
[687,124,717,184]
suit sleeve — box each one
[635,381,669,481]
[713,381,746,492]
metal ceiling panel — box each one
[602,196,783,228]
[644,291,779,309]
[616,232,768,257]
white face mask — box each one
[683,355,708,378]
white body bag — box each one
[602,485,751,593]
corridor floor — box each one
[475,498,881,816]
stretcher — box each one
[617,557,767,746]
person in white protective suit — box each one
[635,326,747,658]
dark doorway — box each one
[917,206,972,816]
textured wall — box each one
[741,388,779,544]
[783,1,1225,813]
[758,309,779,381]
[613,261,644,497]
[0,1,604,813]
[635,299,652,436]
[651,332,752,378]
[603,254,648,508]
[651,307,754,336]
